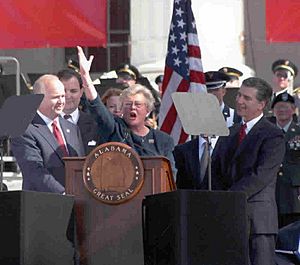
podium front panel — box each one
[64,156,175,265]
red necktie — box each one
[52,120,68,156]
[238,123,247,144]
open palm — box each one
[77,46,94,75]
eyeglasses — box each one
[123,101,146,109]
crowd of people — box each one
[8,47,300,265]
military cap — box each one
[218,67,243,79]
[271,92,295,108]
[67,59,79,73]
[116,63,140,80]
[272,59,298,77]
[205,71,231,90]
[155,74,164,85]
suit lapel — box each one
[232,118,265,161]
[60,117,81,157]
[32,114,65,158]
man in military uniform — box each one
[205,71,241,128]
[272,92,300,228]
[115,63,141,87]
[218,66,243,88]
[272,59,298,97]
[267,59,298,119]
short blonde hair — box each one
[120,84,155,112]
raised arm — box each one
[77,46,117,137]
[77,46,97,100]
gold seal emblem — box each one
[83,142,144,204]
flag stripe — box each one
[190,70,205,84]
[188,45,201,58]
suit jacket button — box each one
[298,195,300,201]
[278,172,283,176]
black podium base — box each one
[0,191,74,265]
[142,190,248,265]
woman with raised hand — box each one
[77,46,175,170]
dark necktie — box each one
[238,123,247,144]
[200,141,209,183]
[52,120,68,156]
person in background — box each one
[205,71,241,128]
[212,77,285,265]
[173,72,242,187]
[101,87,122,117]
[115,63,141,88]
[57,69,102,153]
[272,59,298,97]
[173,135,210,190]
[271,93,300,228]
[11,74,85,194]
[267,59,298,120]
[218,66,243,88]
[77,46,176,173]
[155,74,164,96]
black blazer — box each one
[77,110,103,154]
[173,138,209,190]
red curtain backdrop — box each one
[266,0,300,42]
[0,0,107,49]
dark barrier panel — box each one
[0,191,74,265]
[143,190,248,265]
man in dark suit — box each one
[271,93,300,228]
[11,74,85,194]
[205,71,241,128]
[174,136,209,189]
[57,69,102,154]
[212,77,285,265]
[174,71,240,189]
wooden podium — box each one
[64,146,175,265]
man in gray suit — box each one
[11,74,85,194]
[212,77,285,265]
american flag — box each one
[159,0,206,144]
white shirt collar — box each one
[243,113,263,134]
[61,108,80,124]
[37,110,55,125]
[37,110,61,132]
